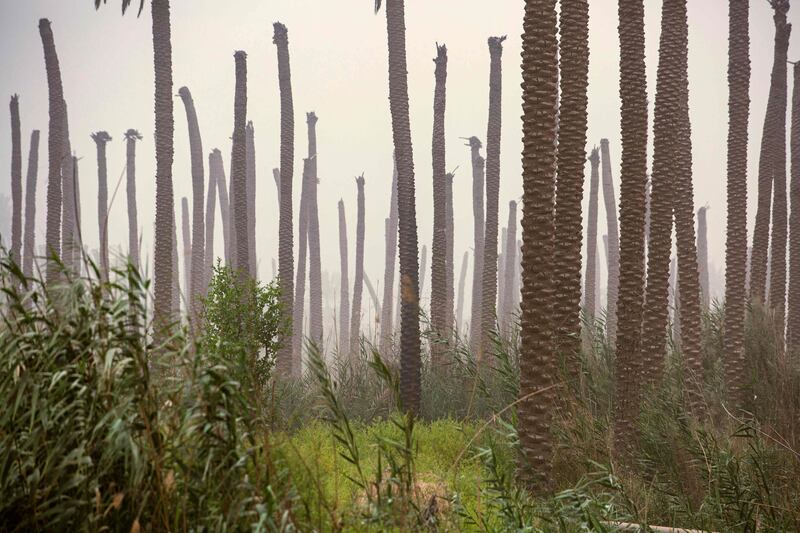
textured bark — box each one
[612,0,649,462]
[552,0,589,377]
[445,171,455,333]
[9,95,22,264]
[72,155,83,272]
[338,199,350,356]
[22,130,40,278]
[518,0,559,491]
[204,150,218,289]
[307,112,323,347]
[292,159,310,368]
[498,228,506,330]
[467,138,485,355]
[480,36,506,358]
[697,207,710,307]
[246,121,256,278]
[91,131,111,281]
[231,51,249,278]
[502,202,518,338]
[124,130,142,270]
[585,147,600,321]
[274,22,295,378]
[430,44,449,366]
[456,251,469,335]
[750,5,790,303]
[788,63,800,354]
[724,0,750,407]
[380,164,399,355]
[216,152,230,266]
[350,175,366,355]
[600,139,620,344]
[152,0,175,331]
[171,199,180,316]
[61,139,75,274]
[181,196,191,302]
[177,86,206,321]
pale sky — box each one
[1,1,798,319]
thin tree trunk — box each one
[231,51,249,278]
[172,199,180,316]
[124,130,142,271]
[431,44,449,367]
[445,171,455,334]
[181,196,191,303]
[204,149,218,289]
[338,199,350,357]
[497,227,506,331]
[467,137,485,354]
[502,201,517,338]
[272,168,281,204]
[419,244,428,301]
[307,112,323,347]
[23,130,40,278]
[61,136,75,274]
[292,159,310,371]
[380,163,399,355]
[274,22,295,378]
[350,175,366,356]
[216,151,230,266]
[585,147,600,322]
[600,138,620,345]
[363,271,381,321]
[697,206,710,308]
[72,155,83,272]
[91,131,111,281]
[246,121,257,278]
[456,251,469,335]
[9,95,22,264]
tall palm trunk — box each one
[552,0,589,377]
[204,150,218,289]
[498,229,506,329]
[23,130,40,278]
[181,197,191,302]
[724,0,751,407]
[750,4,791,303]
[91,131,111,281]
[172,199,180,316]
[430,44,449,367]
[338,199,350,356]
[230,51,249,278]
[363,271,381,325]
[292,159,310,370]
[380,163,399,355]
[697,206,710,307]
[585,147,600,322]
[152,0,175,330]
[445,171,455,333]
[599,139,620,344]
[61,143,76,274]
[612,0,650,462]
[39,19,67,281]
[9,95,22,264]
[456,251,469,335]
[517,0,559,490]
[467,137,485,354]
[788,63,800,354]
[274,22,295,377]
[124,129,142,270]
[350,175,366,356]
[307,112,323,347]
[216,152,230,265]
[480,36,506,357]
[246,121,256,278]
[272,168,281,204]
[419,244,428,300]
[177,86,206,321]
[502,202,518,337]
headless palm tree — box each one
[72,155,83,272]
[124,129,142,270]
[445,171,455,333]
[419,245,428,301]
[456,251,469,335]
[292,159,310,370]
[9,95,22,264]
[216,151,231,265]
[788,63,800,354]
[246,121,256,278]
[61,145,76,274]
[502,201,517,337]
[91,131,111,281]
[204,150,219,288]
[380,163,399,355]
[231,50,249,277]
[307,112,323,347]
[338,199,350,356]
[181,196,191,301]
[350,175,366,356]
[23,130,40,278]
[274,22,295,377]
[585,147,600,322]
[697,206,710,307]
[517,0,559,491]
[171,199,180,316]
[599,139,620,344]
[466,137,485,353]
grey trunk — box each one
[350,175,366,356]
[600,138,620,344]
[338,199,350,356]
[23,130,40,278]
[91,131,111,281]
[307,112,323,346]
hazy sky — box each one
[0,0,798,310]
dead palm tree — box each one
[22,130,40,278]
[445,171,455,333]
[502,201,518,337]
[431,43,448,367]
[380,163,399,355]
[204,149,219,288]
[292,158,310,370]
[216,151,231,265]
[585,147,600,322]
[230,51,249,279]
[517,0,559,491]
[172,198,180,316]
[697,206,710,307]
[552,0,589,378]
[246,121,256,278]
[599,138,620,344]
[338,199,350,356]
[612,0,650,462]
[419,244,428,300]
[181,196,191,299]
[91,131,111,281]
[788,62,800,354]
[350,175,366,356]
[456,251,469,335]
[274,22,295,377]
[466,137,485,354]
[124,129,142,270]
[61,143,76,274]
[72,155,83,272]
[9,95,22,264]
[307,112,323,347]
[480,35,506,358]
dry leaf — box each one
[164,470,175,492]
[112,492,124,510]
[130,518,140,533]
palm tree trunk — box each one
[152,0,175,331]
[72,155,83,272]
[177,86,206,322]
[230,51,249,279]
[380,164,399,355]
[91,131,111,281]
[445,171,455,334]
[600,138,620,345]
[9,95,22,264]
[39,19,66,282]
[272,168,281,204]
[612,0,650,462]
[552,0,589,380]
[363,271,381,323]
[350,175,366,356]
[172,199,180,316]
[585,147,600,322]
[517,0,559,491]
[724,0,751,407]
[430,44,449,367]
[216,152,231,266]
[61,141,75,274]
[788,62,800,355]
[292,159,310,370]
[419,244,428,302]
[306,112,323,347]
[467,138,485,355]
[697,206,710,307]
[124,130,142,271]
[274,22,295,378]
[497,228,506,332]
[23,130,40,278]
[456,251,469,335]
[181,196,191,302]
[502,202,517,338]
[204,149,218,289]
[338,199,350,357]
[246,121,257,278]
[480,36,506,358]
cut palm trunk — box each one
[204,149,218,289]
[466,137,485,355]
[380,163,399,356]
[230,51,249,277]
[456,251,469,335]
[22,130,40,278]
[9,95,22,264]
[350,175,366,356]
[91,131,111,281]
[338,199,350,357]
[124,129,142,271]
[599,138,620,345]
[181,197,191,298]
[584,147,600,323]
[246,121,256,278]
[307,112,323,347]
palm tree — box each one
[273,22,295,378]
[456,251,469,335]
[502,201,518,337]
[788,62,800,354]
[171,198,180,316]
[338,199,350,356]
[584,147,600,322]
[22,130,40,278]
[204,150,218,289]
[61,146,76,274]
[612,0,649,462]
[377,0,422,413]
[517,0,559,490]
[724,0,750,408]
[350,175,366,356]
[272,168,281,204]
[380,163,399,355]
[216,151,231,265]
[498,228,506,324]
[72,155,83,272]
[552,0,589,377]
[9,95,22,264]
[230,50,249,279]
[599,139,620,344]
[445,171,455,333]
[39,19,67,281]
[246,121,256,278]
[292,158,310,370]
[124,129,142,270]
[466,137,485,354]
[431,43,448,367]
[91,131,111,281]
[419,244,428,300]
[697,206,710,307]
[181,196,191,301]
[177,86,205,321]
[480,35,506,358]
[307,112,323,347]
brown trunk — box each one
[231,51,249,277]
[350,175,366,356]
[9,95,22,264]
[23,130,40,278]
[246,121,257,278]
[445,171,455,334]
[600,139,620,344]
